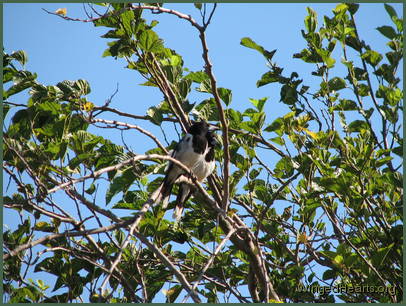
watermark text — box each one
[296,284,396,296]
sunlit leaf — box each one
[55,8,67,16]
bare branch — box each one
[90,118,169,154]
[182,227,239,302]
[203,3,217,29]
[92,105,174,122]
[133,231,202,303]
[4,218,135,260]
[130,4,203,30]
[199,29,231,211]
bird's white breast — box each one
[174,133,206,169]
[193,159,215,181]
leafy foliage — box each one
[3,3,403,303]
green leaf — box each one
[164,285,183,303]
[68,153,95,170]
[333,3,348,14]
[392,146,402,157]
[323,269,337,280]
[184,71,209,83]
[371,243,394,266]
[265,117,284,136]
[347,120,369,133]
[105,169,137,205]
[197,79,212,93]
[269,136,285,146]
[300,85,310,94]
[345,36,362,52]
[101,28,125,39]
[150,20,159,28]
[293,48,322,63]
[249,97,268,112]
[325,56,336,69]
[393,17,403,32]
[361,50,383,66]
[354,67,367,80]
[386,87,403,106]
[316,48,335,68]
[138,30,164,53]
[140,80,158,87]
[274,156,294,179]
[240,37,276,60]
[376,26,397,39]
[375,156,393,168]
[10,50,28,66]
[357,83,370,97]
[256,71,282,87]
[280,84,298,105]
[4,71,37,99]
[240,121,257,134]
[384,3,398,20]
[112,202,137,210]
[217,87,232,106]
[327,40,337,53]
[227,108,242,126]
[379,105,399,123]
[240,37,262,52]
[193,98,219,121]
[116,190,149,210]
[85,183,96,195]
[37,101,62,115]
[161,54,183,67]
[194,3,202,10]
[147,106,164,125]
[34,221,54,233]
[179,79,192,100]
[347,3,359,15]
[316,177,342,193]
[304,7,318,33]
[120,9,134,35]
[3,67,17,83]
[3,104,11,118]
[94,11,121,28]
[333,255,344,264]
[386,51,402,67]
[45,141,66,160]
[328,77,346,91]
[332,99,357,111]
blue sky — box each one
[3,2,403,302]
[4,2,403,155]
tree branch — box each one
[4,218,135,260]
[133,231,202,303]
[182,227,239,302]
[90,118,169,154]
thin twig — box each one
[90,118,169,154]
[92,105,173,122]
[4,218,135,259]
[182,227,239,302]
[130,4,203,30]
[99,216,141,297]
[133,231,202,303]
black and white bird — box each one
[151,121,217,216]
[173,127,217,222]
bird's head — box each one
[207,130,219,147]
[188,120,209,136]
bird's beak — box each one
[208,132,220,147]
[208,124,220,131]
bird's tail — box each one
[151,180,173,209]
[173,183,193,223]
